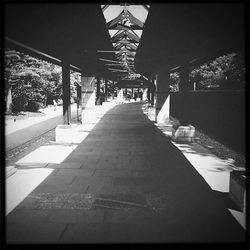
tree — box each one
[189,52,245,91]
[4,48,64,112]
[70,71,81,103]
[4,49,22,113]
[169,72,180,92]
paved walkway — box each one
[6,102,246,244]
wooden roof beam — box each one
[107,10,126,28]
[108,23,143,31]
[111,31,126,42]
[102,5,110,12]
[126,32,140,42]
[142,5,150,11]
[5,37,82,73]
[127,10,144,28]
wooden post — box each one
[62,61,71,124]
[96,77,100,105]
[112,81,115,99]
[179,64,189,125]
[147,87,150,103]
[76,83,82,121]
[150,78,155,106]
[105,79,108,101]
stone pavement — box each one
[6,101,246,244]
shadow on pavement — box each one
[6,101,247,244]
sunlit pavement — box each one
[6,101,246,244]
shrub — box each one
[26,100,41,112]
[12,97,28,112]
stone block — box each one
[6,166,17,178]
[82,107,97,124]
[55,168,94,176]
[229,170,246,212]
[172,125,195,142]
[55,124,80,143]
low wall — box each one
[170,91,246,155]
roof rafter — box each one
[142,5,150,11]
[102,5,110,12]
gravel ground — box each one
[5,111,46,121]
[195,129,245,169]
[5,115,80,167]
[170,116,246,170]
[5,129,55,167]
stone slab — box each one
[6,166,17,178]
[55,124,86,143]
[47,162,83,169]
[47,209,105,223]
[55,168,94,176]
[7,222,67,244]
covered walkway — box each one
[6,101,245,243]
[3,3,247,246]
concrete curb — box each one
[6,166,17,178]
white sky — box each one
[102,5,149,23]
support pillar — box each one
[125,88,127,99]
[179,64,189,125]
[155,70,170,123]
[131,88,134,99]
[117,88,124,104]
[96,77,101,105]
[81,77,96,123]
[142,88,147,101]
[62,61,71,124]
[147,88,150,103]
[105,79,108,101]
[149,78,155,106]
[172,64,196,142]
[76,83,82,122]
[55,61,73,143]
[112,81,115,99]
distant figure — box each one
[53,100,57,111]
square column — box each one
[146,87,150,104]
[76,83,82,122]
[62,61,71,125]
[81,77,96,123]
[179,64,189,125]
[143,88,147,101]
[105,79,108,101]
[96,77,101,105]
[148,78,155,106]
[117,88,124,104]
[112,81,115,99]
[155,71,170,123]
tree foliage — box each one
[4,48,80,113]
[169,51,245,92]
[169,72,180,92]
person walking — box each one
[53,99,57,111]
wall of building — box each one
[170,90,246,155]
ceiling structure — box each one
[100,4,150,86]
[4,3,246,88]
